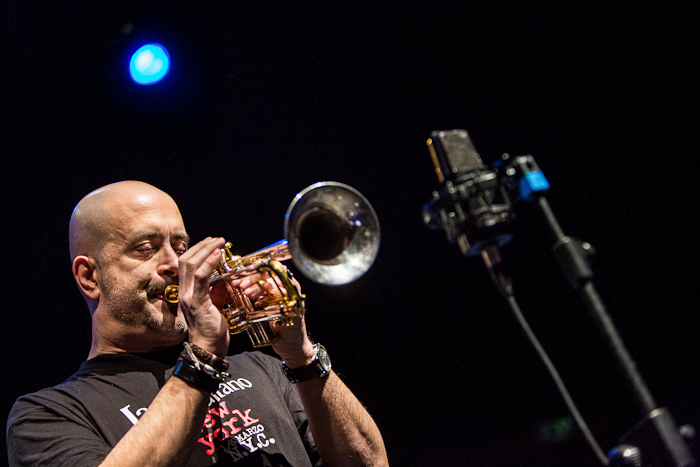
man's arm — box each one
[99,237,230,467]
[98,377,210,467]
[237,275,389,467]
[296,371,389,467]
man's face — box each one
[94,190,190,340]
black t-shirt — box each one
[6,347,320,467]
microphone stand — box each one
[422,130,695,466]
[534,193,694,467]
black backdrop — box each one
[2,2,699,465]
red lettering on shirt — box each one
[198,405,259,455]
[203,401,232,428]
[230,409,259,427]
[213,428,229,441]
[197,433,216,455]
[223,417,242,434]
[211,401,230,418]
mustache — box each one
[147,281,178,296]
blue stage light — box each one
[129,44,170,85]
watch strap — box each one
[281,344,331,384]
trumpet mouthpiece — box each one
[163,285,179,303]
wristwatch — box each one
[281,344,332,383]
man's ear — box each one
[73,255,100,301]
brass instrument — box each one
[163,182,380,347]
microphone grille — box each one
[428,129,485,182]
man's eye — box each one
[135,243,156,255]
[173,242,188,256]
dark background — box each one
[2,1,699,465]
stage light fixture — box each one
[129,43,170,85]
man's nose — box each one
[157,245,180,277]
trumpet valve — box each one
[218,242,242,274]
[222,284,254,333]
[254,292,285,310]
[276,317,295,327]
[222,304,249,333]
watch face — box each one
[317,346,332,372]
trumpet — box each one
[163,182,380,347]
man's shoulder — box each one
[8,376,90,431]
[8,352,173,426]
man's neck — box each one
[88,317,185,359]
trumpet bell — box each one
[285,182,380,285]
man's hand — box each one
[232,270,316,367]
[232,268,389,466]
[177,237,230,358]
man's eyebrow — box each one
[129,232,191,245]
[129,232,161,245]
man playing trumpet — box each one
[7,180,388,467]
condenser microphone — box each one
[426,129,486,184]
[423,129,513,256]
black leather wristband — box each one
[173,358,221,392]
[188,344,229,373]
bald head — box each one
[69,181,181,262]
[69,181,192,354]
